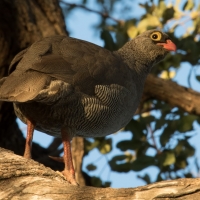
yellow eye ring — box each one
[150,32,162,41]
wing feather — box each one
[0,35,132,103]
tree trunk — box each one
[0,0,85,178]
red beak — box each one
[157,39,176,52]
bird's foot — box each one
[62,169,79,186]
[56,170,79,186]
[23,150,32,159]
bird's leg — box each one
[61,127,78,186]
[23,120,35,159]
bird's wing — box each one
[0,69,51,102]
[0,48,49,102]
[0,36,131,103]
[30,37,132,95]
[9,48,28,74]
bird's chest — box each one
[75,84,138,137]
[14,84,138,138]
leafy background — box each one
[18,0,200,188]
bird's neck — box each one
[114,42,154,84]
[116,40,155,73]
[114,42,154,96]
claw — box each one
[49,155,64,163]
[55,171,79,186]
[49,128,78,185]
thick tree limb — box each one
[1,147,200,200]
[144,74,200,115]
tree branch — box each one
[60,1,123,24]
[144,74,200,115]
[1,147,200,199]
[147,124,161,154]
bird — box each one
[0,30,176,185]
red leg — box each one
[61,128,78,185]
[23,120,35,159]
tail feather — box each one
[0,70,49,102]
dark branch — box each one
[144,74,200,115]
[59,1,123,24]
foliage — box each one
[61,0,200,186]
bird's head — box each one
[117,30,176,73]
[133,29,176,67]
[139,30,176,51]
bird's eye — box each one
[150,32,162,41]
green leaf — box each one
[137,174,151,184]
[175,159,187,169]
[154,1,166,18]
[103,181,111,188]
[184,172,193,178]
[86,164,97,171]
[196,75,200,82]
[91,176,103,187]
[115,32,128,48]
[116,139,150,151]
[174,140,185,155]
[162,151,176,166]
[127,25,138,39]
[160,124,175,146]
[84,139,100,154]
[184,141,195,157]
[98,138,112,154]
[162,7,175,23]
[116,140,135,151]
[82,0,87,4]
[156,172,163,182]
[131,155,156,171]
[100,30,116,51]
[124,119,146,140]
[141,115,156,125]
[183,0,194,10]
[109,155,132,172]
[155,116,166,130]
[178,115,197,132]
[137,14,161,33]
[174,139,195,157]
[90,177,111,188]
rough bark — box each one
[144,74,200,115]
[1,147,200,200]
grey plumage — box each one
[0,29,176,184]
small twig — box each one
[47,138,62,152]
[93,154,104,164]
[147,124,161,154]
[59,1,123,24]
[187,67,193,88]
[166,12,200,31]
[98,160,108,177]
[98,154,110,178]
